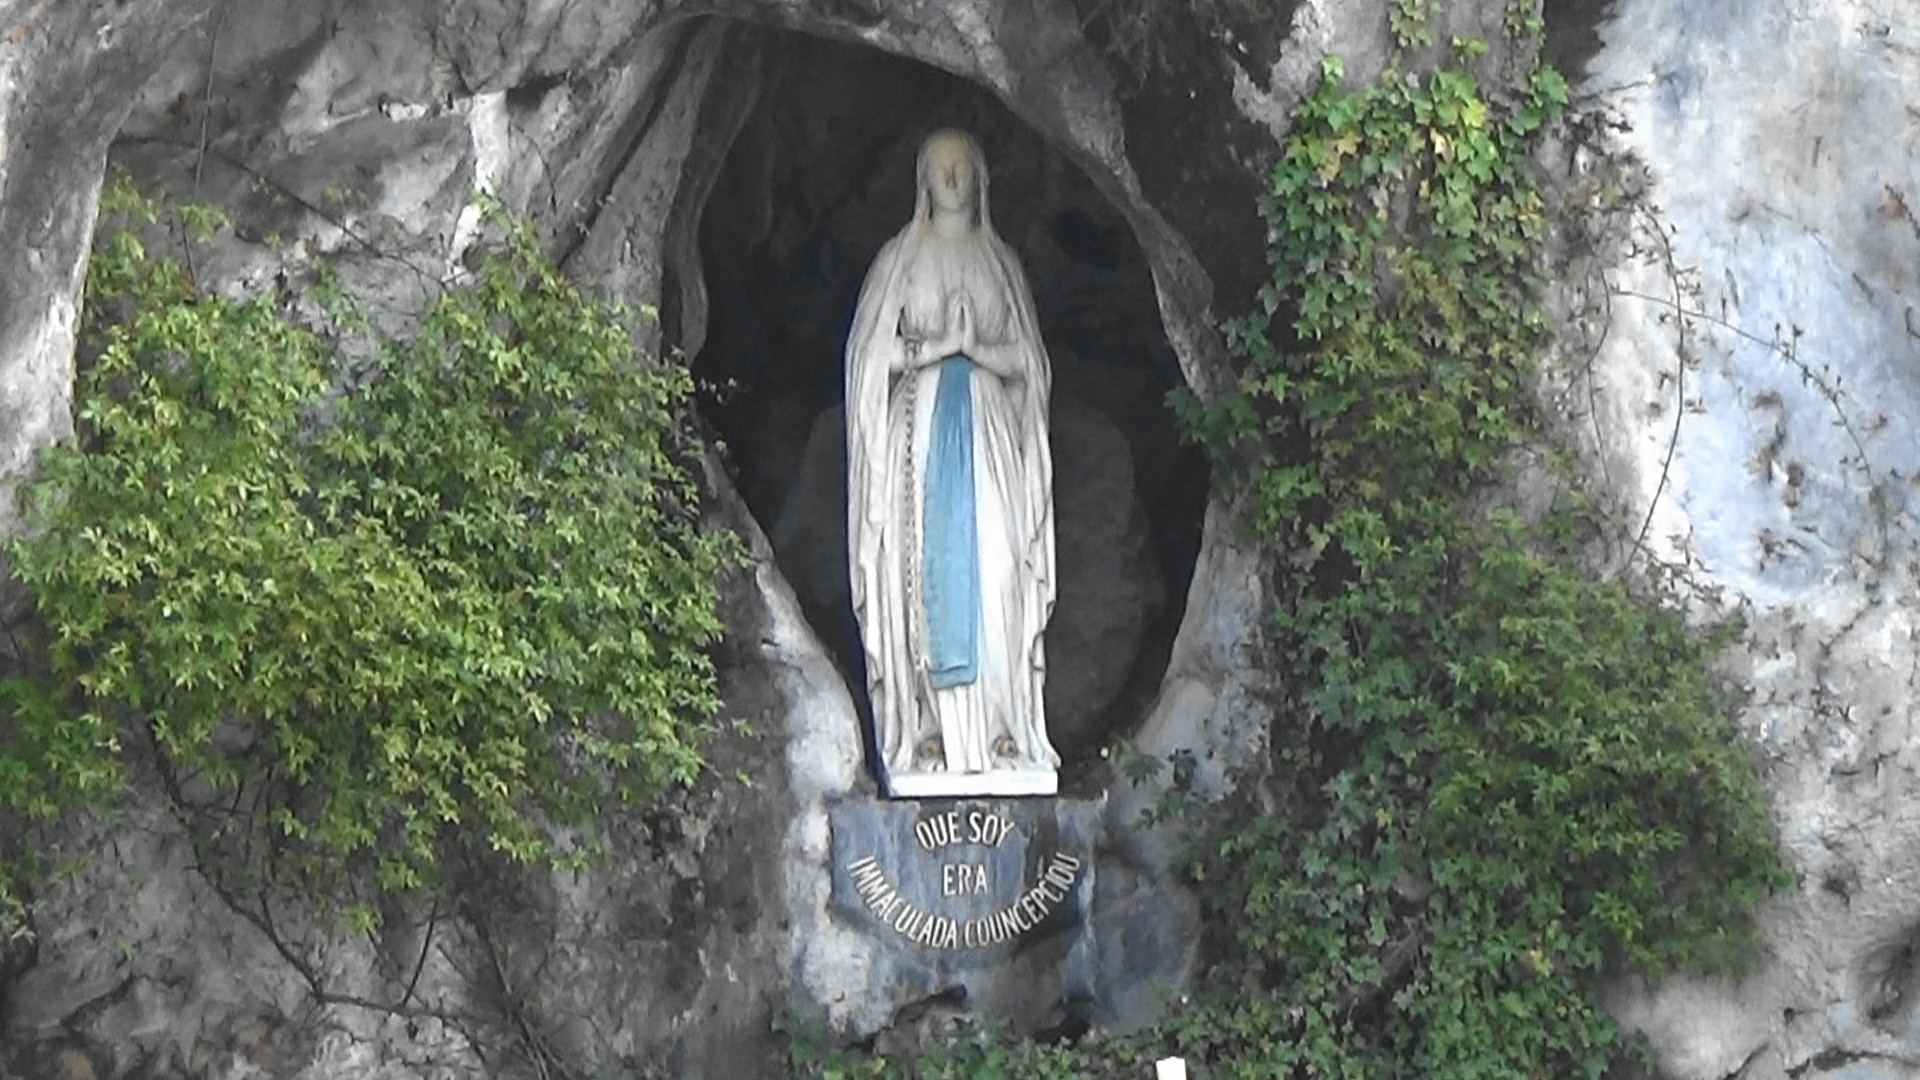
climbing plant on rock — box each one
[1173,43,1791,1080]
[0,180,736,914]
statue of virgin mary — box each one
[844,129,1059,798]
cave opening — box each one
[683,30,1208,784]
[1539,0,1617,82]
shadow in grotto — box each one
[1540,0,1618,83]
[686,32,1207,784]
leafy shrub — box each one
[0,180,736,903]
[1174,47,1789,1080]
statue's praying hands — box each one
[909,291,1025,382]
[912,293,977,367]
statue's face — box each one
[924,138,979,217]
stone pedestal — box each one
[827,797,1100,1015]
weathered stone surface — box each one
[1540,1,1920,1077]
[0,0,214,558]
[0,0,1282,1071]
[1,3,818,1075]
[0,0,1864,1072]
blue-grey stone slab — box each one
[828,797,1100,1001]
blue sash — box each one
[923,356,979,688]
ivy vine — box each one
[1172,41,1785,1080]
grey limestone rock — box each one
[0,0,1274,1071]
[24,0,1915,1074]
[1530,1,1920,1077]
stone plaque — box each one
[829,798,1098,964]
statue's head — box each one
[916,129,987,227]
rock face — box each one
[0,0,1273,1074]
[0,0,214,575]
[1545,2,1920,1078]
[9,0,1908,1075]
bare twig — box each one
[399,895,439,1012]
[113,133,446,295]
[1580,264,1615,491]
[469,913,576,1080]
[1621,209,1691,558]
[193,1,227,196]
[1605,287,1879,487]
